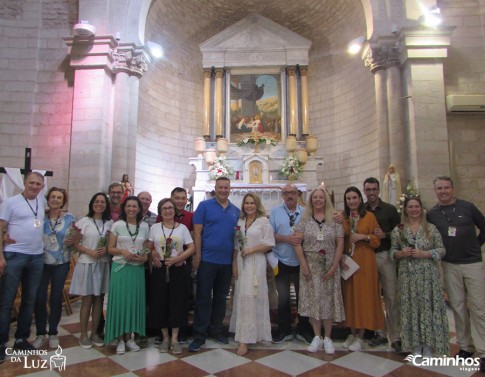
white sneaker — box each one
[48,335,59,349]
[348,337,364,352]
[342,334,355,349]
[32,335,47,349]
[125,339,140,352]
[307,336,323,353]
[323,337,335,354]
[116,340,126,355]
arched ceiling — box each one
[145,0,367,69]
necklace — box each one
[48,213,61,233]
[313,216,325,230]
[125,221,140,244]
[161,222,176,245]
[245,217,256,236]
[22,194,38,218]
[92,218,105,236]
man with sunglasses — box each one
[269,184,313,344]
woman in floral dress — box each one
[390,196,449,357]
[293,187,345,354]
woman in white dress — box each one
[229,193,275,356]
[70,192,113,349]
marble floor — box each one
[1,301,484,377]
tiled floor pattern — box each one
[2,301,484,377]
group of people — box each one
[0,173,484,373]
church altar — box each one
[189,141,323,212]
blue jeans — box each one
[35,262,70,336]
[0,252,44,345]
[192,261,232,341]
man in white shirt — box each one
[0,172,46,362]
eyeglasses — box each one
[110,191,122,196]
[282,191,298,197]
[161,207,175,211]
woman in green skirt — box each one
[106,196,150,354]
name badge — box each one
[34,219,41,228]
[317,233,324,241]
[448,226,457,237]
[49,234,57,244]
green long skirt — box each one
[105,262,146,343]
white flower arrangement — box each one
[237,136,278,147]
[280,155,303,179]
[208,156,235,180]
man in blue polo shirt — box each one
[189,177,240,352]
[269,183,313,344]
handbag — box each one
[340,254,360,280]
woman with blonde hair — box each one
[390,196,448,357]
[229,193,275,356]
[292,187,345,353]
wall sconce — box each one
[73,20,96,37]
[418,6,443,28]
[146,41,164,59]
[347,36,366,55]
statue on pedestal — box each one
[382,164,402,206]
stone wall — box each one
[0,0,76,192]
[442,0,485,212]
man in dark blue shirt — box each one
[189,177,240,352]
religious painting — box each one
[229,73,282,144]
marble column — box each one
[214,68,224,139]
[287,66,297,136]
[300,66,309,137]
[203,69,212,139]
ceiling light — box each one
[146,41,164,59]
[347,36,365,55]
[419,7,443,28]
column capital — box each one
[286,66,297,76]
[111,43,148,78]
[203,68,212,79]
[214,68,225,78]
[64,35,149,77]
[299,66,308,76]
[364,45,400,73]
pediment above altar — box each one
[200,14,312,68]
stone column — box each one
[110,43,148,184]
[287,66,297,136]
[365,48,390,176]
[398,27,455,202]
[203,69,212,139]
[214,68,224,139]
[300,66,309,136]
[64,35,148,216]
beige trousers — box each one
[442,261,485,357]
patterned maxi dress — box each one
[293,218,346,322]
[390,223,449,355]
